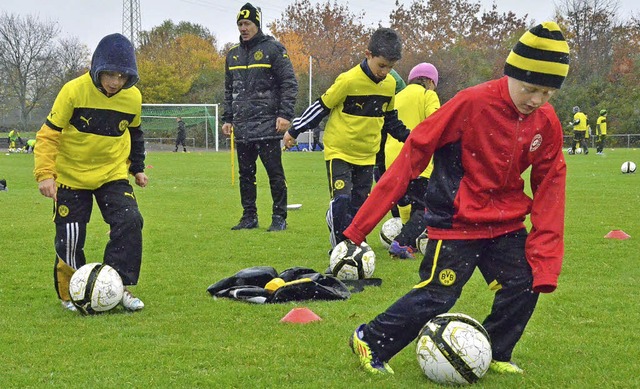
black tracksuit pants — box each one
[54,179,144,285]
[363,228,539,363]
[236,139,287,219]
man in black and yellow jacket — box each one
[222,3,298,232]
[34,33,147,312]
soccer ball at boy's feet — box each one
[621,161,636,174]
[69,263,124,315]
[379,217,403,249]
[416,313,492,385]
[329,240,375,280]
[575,147,583,154]
[415,230,429,255]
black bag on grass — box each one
[206,266,350,303]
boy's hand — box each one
[276,117,291,133]
[134,172,148,188]
[38,178,57,202]
[283,131,297,149]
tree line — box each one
[1,0,639,135]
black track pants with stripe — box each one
[363,228,539,362]
[53,179,144,285]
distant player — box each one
[570,105,589,154]
[174,116,187,152]
[595,109,607,154]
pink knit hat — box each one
[408,63,439,87]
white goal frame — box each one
[141,103,220,151]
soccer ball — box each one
[329,240,375,280]
[621,161,636,174]
[416,313,492,385]
[575,147,583,154]
[415,230,429,255]
[69,263,124,314]
[379,217,403,248]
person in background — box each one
[373,68,406,183]
[8,129,23,150]
[385,62,441,259]
[174,116,187,152]
[222,2,298,232]
[25,138,36,153]
[284,27,410,249]
[570,105,589,154]
[345,22,569,376]
[34,33,147,312]
[595,109,607,154]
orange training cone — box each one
[604,230,631,240]
[280,307,322,323]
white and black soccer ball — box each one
[621,161,636,174]
[416,313,492,386]
[575,147,583,154]
[379,217,403,248]
[329,240,375,280]
[69,263,124,315]
[415,230,429,256]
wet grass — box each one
[0,148,638,388]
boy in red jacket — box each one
[346,22,570,375]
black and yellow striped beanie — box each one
[504,21,570,89]
[237,3,261,29]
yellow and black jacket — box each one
[34,33,144,190]
[596,114,607,135]
[290,60,409,165]
[223,31,298,143]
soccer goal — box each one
[141,104,221,151]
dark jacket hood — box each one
[90,33,139,89]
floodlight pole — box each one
[308,56,313,150]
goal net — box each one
[141,104,221,151]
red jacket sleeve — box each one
[526,112,566,293]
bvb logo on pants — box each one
[439,269,456,286]
[58,205,70,217]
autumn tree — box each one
[601,15,640,133]
[548,0,640,134]
[136,21,224,103]
[271,0,371,88]
[55,36,91,84]
[0,13,88,130]
[271,29,307,75]
[389,0,527,100]
[557,0,622,81]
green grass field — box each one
[1,148,639,388]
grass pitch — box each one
[0,148,638,388]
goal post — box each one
[141,103,220,151]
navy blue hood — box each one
[90,33,139,89]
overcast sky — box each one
[3,0,639,51]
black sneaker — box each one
[267,215,287,232]
[231,216,258,230]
